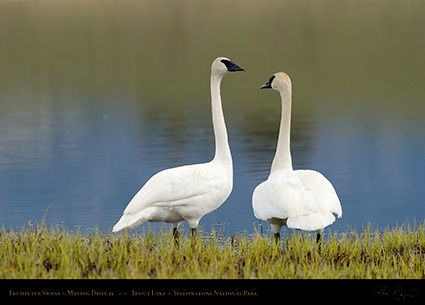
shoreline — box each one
[1,222,424,279]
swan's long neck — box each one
[271,88,293,173]
[211,74,232,166]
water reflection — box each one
[0,0,424,234]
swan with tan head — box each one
[113,57,245,239]
[252,72,342,244]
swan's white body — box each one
[113,57,244,233]
[252,73,342,238]
[253,169,341,233]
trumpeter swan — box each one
[252,72,342,243]
[113,57,245,239]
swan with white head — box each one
[113,57,245,239]
[252,72,342,243]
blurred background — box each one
[0,0,424,235]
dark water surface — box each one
[1,0,424,235]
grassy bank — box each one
[1,223,424,279]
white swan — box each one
[113,57,245,237]
[252,72,342,243]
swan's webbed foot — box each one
[273,232,280,244]
[190,228,197,237]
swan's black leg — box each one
[316,232,321,243]
[316,230,323,252]
[273,232,280,243]
[190,228,197,246]
[173,227,179,246]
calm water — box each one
[1,0,425,235]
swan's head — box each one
[211,57,245,76]
[260,72,292,93]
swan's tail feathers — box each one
[112,213,145,233]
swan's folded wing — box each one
[122,163,220,215]
[284,170,342,230]
[252,175,304,221]
[297,170,342,217]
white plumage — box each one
[252,72,342,242]
[113,57,244,235]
